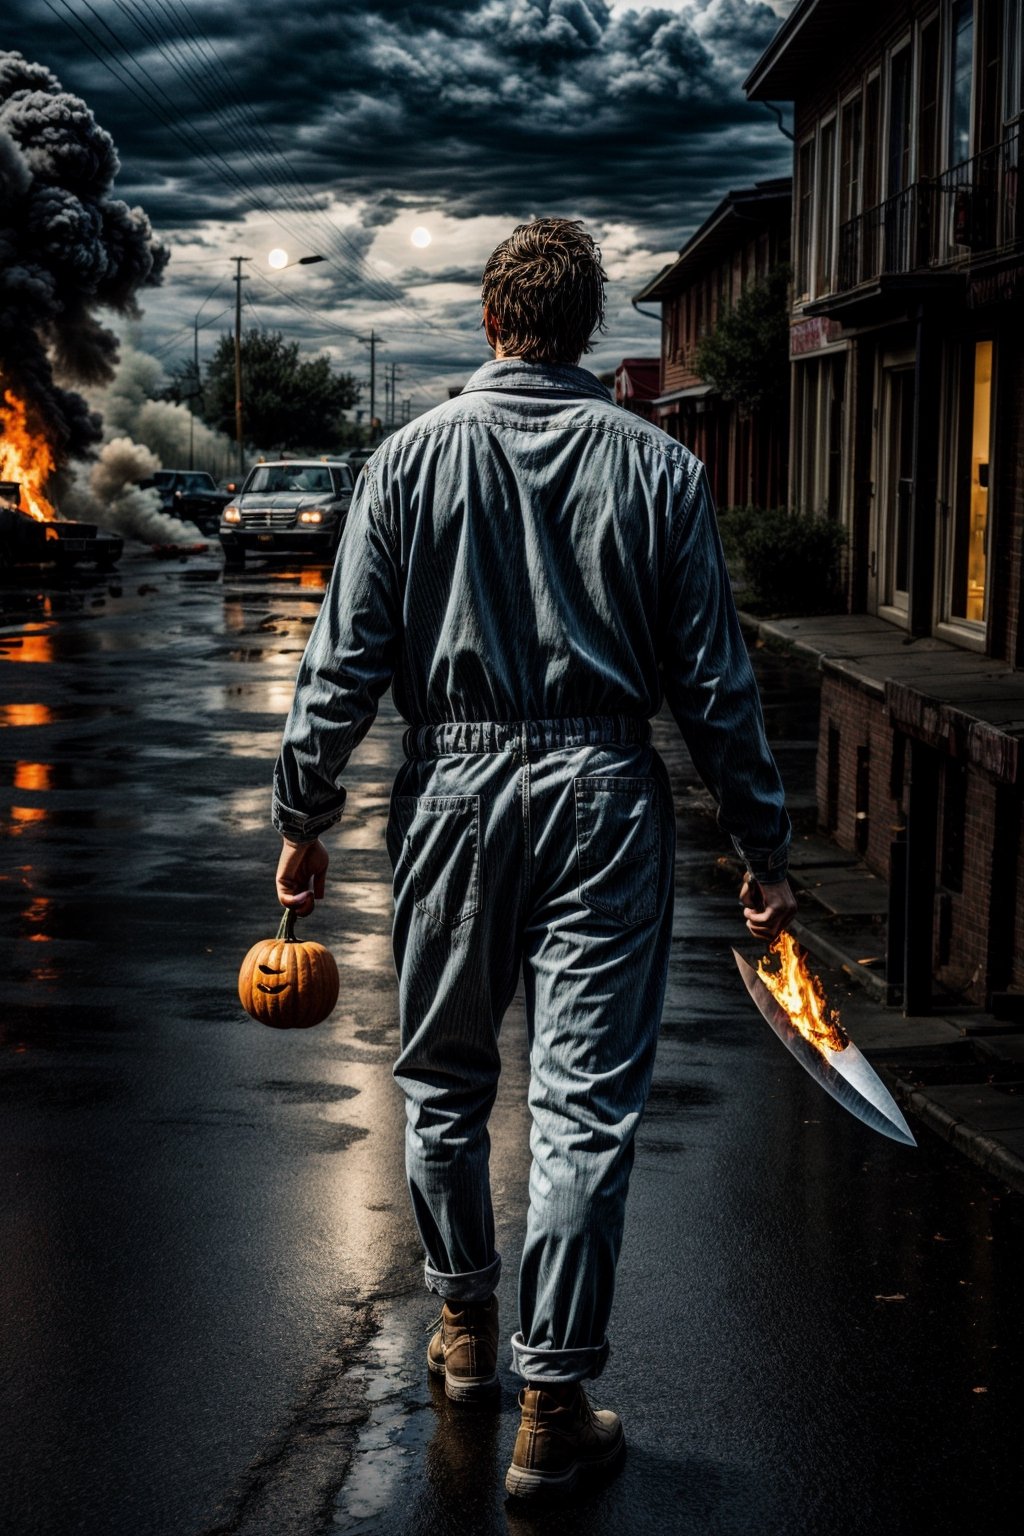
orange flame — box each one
[0,389,58,522]
[757,932,848,1054]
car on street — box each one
[140,469,233,535]
[344,447,376,475]
[218,458,355,567]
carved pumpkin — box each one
[238,907,339,1030]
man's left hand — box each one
[276,836,329,914]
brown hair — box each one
[480,218,607,364]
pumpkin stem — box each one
[276,906,298,943]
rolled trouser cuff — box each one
[509,1331,610,1383]
[424,1254,501,1303]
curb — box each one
[789,918,888,1003]
[890,1077,1024,1196]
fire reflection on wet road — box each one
[1,551,1022,1536]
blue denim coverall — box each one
[273,358,790,1384]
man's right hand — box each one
[740,875,797,944]
[276,836,329,915]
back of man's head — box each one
[481,218,607,366]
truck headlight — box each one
[223,505,241,523]
[299,509,324,524]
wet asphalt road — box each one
[1,550,1023,1536]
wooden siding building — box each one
[633,180,792,511]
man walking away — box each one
[272,218,796,1498]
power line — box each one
[50,0,481,342]
[248,267,366,340]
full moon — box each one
[411,227,432,249]
[268,248,289,269]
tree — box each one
[199,330,360,451]
[693,265,791,414]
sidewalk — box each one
[737,609,1024,1197]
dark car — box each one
[142,470,233,535]
[219,459,355,568]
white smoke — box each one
[96,340,235,475]
[61,437,202,544]
[63,338,235,545]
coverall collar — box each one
[460,357,612,401]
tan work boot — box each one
[504,1384,625,1497]
[426,1295,500,1402]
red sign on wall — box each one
[790,316,843,356]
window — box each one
[839,96,863,226]
[947,340,994,627]
[879,366,915,615]
[917,15,941,178]
[977,0,1003,151]
[1005,0,1023,124]
[796,137,815,296]
[793,354,847,519]
[863,75,881,208]
[887,46,913,195]
[816,118,838,293]
[951,0,974,166]
[716,262,729,319]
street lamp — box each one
[267,251,326,270]
[232,252,325,476]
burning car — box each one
[0,480,123,569]
[219,459,354,568]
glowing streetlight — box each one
[268,250,325,269]
[411,227,432,249]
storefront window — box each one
[949,340,993,626]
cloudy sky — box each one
[7,0,796,414]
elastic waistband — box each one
[402,716,651,759]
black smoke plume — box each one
[0,49,168,472]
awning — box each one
[651,384,714,407]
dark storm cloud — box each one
[7,0,788,244]
[0,46,168,462]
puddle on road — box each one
[333,1324,435,1533]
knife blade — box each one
[733,947,916,1147]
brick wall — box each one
[820,669,1024,1004]
[934,769,995,1003]
[816,671,896,878]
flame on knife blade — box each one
[756,933,848,1054]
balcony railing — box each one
[834,124,1021,294]
[933,125,1020,264]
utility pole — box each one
[190,316,200,472]
[389,362,399,431]
[367,329,378,440]
[232,256,251,477]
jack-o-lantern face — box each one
[256,963,290,996]
[239,909,339,1029]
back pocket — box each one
[398,795,481,927]
[574,777,658,928]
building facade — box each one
[746,0,1024,1010]
[633,180,792,511]
[613,358,660,421]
